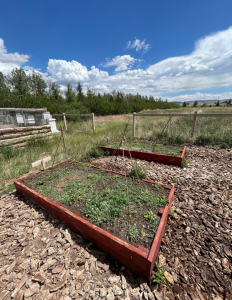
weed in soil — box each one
[23,161,170,249]
[152,263,169,284]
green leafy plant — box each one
[152,184,160,191]
[129,162,147,179]
[144,211,155,222]
[220,142,229,149]
[173,178,179,184]
[152,263,169,284]
[181,157,188,168]
[125,224,138,241]
[140,230,147,238]
[168,210,175,220]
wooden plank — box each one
[0,108,47,112]
[52,114,92,117]
[99,146,183,167]
[42,156,51,163]
[137,113,232,117]
[31,159,42,167]
[147,187,174,275]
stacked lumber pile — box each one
[0,125,52,147]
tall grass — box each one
[136,107,232,146]
[0,119,128,194]
[0,107,231,195]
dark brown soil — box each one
[22,161,171,250]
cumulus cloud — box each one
[1,26,232,100]
[48,27,232,96]
[167,91,232,102]
[126,38,151,53]
[102,55,138,72]
[0,38,30,74]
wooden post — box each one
[133,112,136,137]
[63,113,67,131]
[92,113,95,132]
[22,112,27,127]
[191,111,197,138]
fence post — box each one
[63,113,67,131]
[191,111,197,138]
[133,112,136,137]
[92,113,95,132]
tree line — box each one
[0,68,180,115]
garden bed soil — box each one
[21,161,170,249]
[99,140,186,167]
[14,160,174,280]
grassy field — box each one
[0,106,231,196]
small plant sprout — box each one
[168,210,175,219]
[152,262,169,284]
[129,162,147,179]
[125,224,139,241]
[140,230,147,238]
[173,178,179,184]
[144,211,155,223]
[152,184,160,191]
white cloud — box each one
[102,55,138,72]
[0,38,30,75]
[48,26,232,96]
[167,91,232,102]
[126,38,151,53]
[1,26,232,99]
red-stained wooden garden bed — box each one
[99,145,186,167]
[14,160,174,281]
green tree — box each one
[182,101,187,107]
[65,84,75,103]
[49,82,60,101]
[76,82,83,100]
[28,71,47,96]
[215,100,220,106]
[7,68,29,97]
[193,100,198,107]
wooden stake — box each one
[31,156,51,170]
[92,113,95,132]
[191,111,197,138]
[63,113,67,131]
[133,112,136,137]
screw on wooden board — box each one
[31,156,51,171]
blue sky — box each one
[0,0,232,101]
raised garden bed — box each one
[14,160,174,281]
[100,140,187,167]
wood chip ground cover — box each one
[109,139,184,156]
[0,145,231,299]
[22,161,170,249]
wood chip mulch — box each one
[0,146,231,300]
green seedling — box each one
[144,211,155,222]
[152,184,160,191]
[173,178,179,184]
[140,230,147,238]
[152,262,169,284]
[168,210,175,219]
[125,224,138,241]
